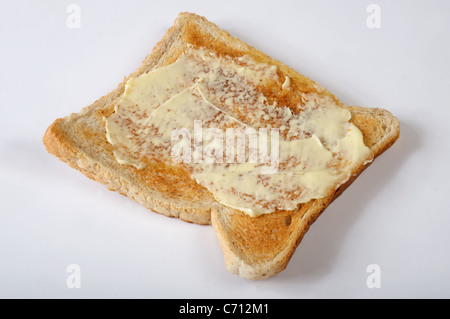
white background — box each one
[1,0,449,299]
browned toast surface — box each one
[43,12,400,279]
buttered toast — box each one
[43,12,400,279]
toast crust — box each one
[211,106,399,279]
[43,12,400,279]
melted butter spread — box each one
[105,47,373,217]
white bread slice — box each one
[43,12,400,279]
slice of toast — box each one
[43,12,400,279]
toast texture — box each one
[43,12,400,279]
